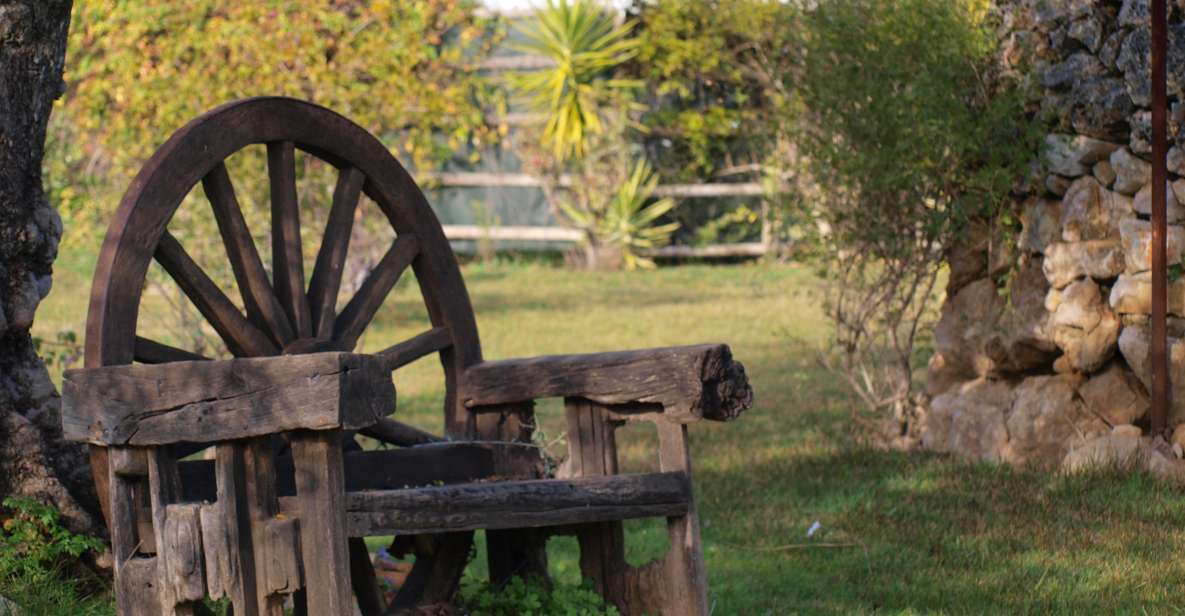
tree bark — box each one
[0,0,99,535]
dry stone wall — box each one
[924,0,1185,477]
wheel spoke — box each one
[308,167,365,339]
[333,234,420,351]
[376,327,452,372]
[268,140,313,338]
[134,336,210,363]
[154,231,278,357]
[203,162,295,346]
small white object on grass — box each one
[806,520,822,538]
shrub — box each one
[0,498,110,616]
[795,0,1038,438]
[457,577,619,616]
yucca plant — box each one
[513,0,638,162]
[559,160,679,270]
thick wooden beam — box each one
[62,352,393,445]
[290,472,691,536]
[176,441,545,503]
[462,344,753,422]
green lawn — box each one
[31,255,1185,614]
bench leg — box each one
[564,398,632,611]
[291,431,354,615]
[656,421,709,616]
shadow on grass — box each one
[696,445,1185,614]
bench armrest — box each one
[461,343,752,423]
[62,352,393,446]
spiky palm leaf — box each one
[513,0,637,161]
[601,160,679,269]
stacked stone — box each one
[923,0,1185,477]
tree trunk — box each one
[0,0,98,536]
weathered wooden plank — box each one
[61,352,394,445]
[134,337,210,364]
[463,344,753,422]
[109,447,155,616]
[333,234,419,351]
[110,448,148,477]
[262,518,302,595]
[177,441,543,503]
[566,399,628,612]
[358,417,444,447]
[291,432,353,614]
[199,504,229,600]
[154,230,277,357]
[208,443,257,614]
[244,439,286,616]
[147,448,198,616]
[204,162,295,346]
[268,140,313,339]
[376,326,452,372]
[163,504,206,603]
[283,473,689,536]
[117,557,164,616]
[308,166,364,339]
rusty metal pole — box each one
[1152,0,1170,436]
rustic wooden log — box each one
[462,344,752,422]
[287,473,690,536]
[62,352,394,446]
[291,431,353,614]
[177,441,544,502]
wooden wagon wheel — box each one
[83,96,483,610]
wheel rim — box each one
[84,96,481,435]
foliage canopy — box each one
[49,0,503,252]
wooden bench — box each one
[61,97,753,616]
